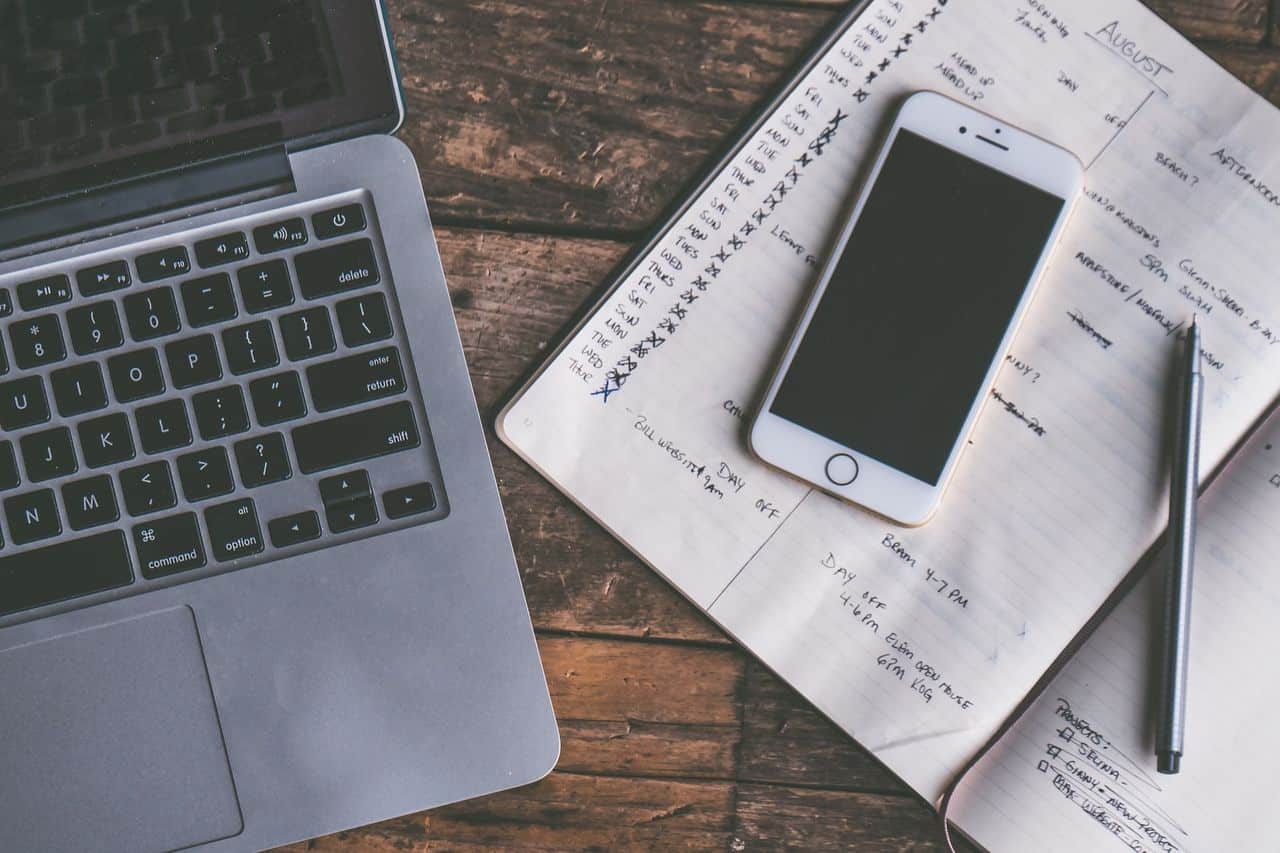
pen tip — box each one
[1191,315,1198,329]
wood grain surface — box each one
[281,2,1280,849]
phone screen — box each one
[770,129,1066,485]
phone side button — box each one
[825,453,859,486]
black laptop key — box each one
[50,362,108,417]
[326,496,377,534]
[292,401,421,474]
[124,286,182,340]
[295,239,379,299]
[306,347,406,413]
[21,427,77,482]
[223,320,279,374]
[320,469,372,506]
[280,306,336,360]
[384,482,437,519]
[108,348,165,402]
[0,442,19,490]
[77,259,131,296]
[134,513,206,579]
[238,259,294,313]
[180,273,238,326]
[234,432,291,488]
[336,292,393,347]
[67,300,125,354]
[136,399,192,454]
[10,314,66,368]
[0,288,12,318]
[312,204,366,239]
[136,246,191,282]
[17,274,72,310]
[194,232,250,268]
[5,488,60,545]
[79,413,135,468]
[268,510,321,548]
[248,371,306,425]
[63,475,119,530]
[165,334,222,388]
[206,497,264,562]
[0,530,133,617]
[121,460,177,516]
[192,385,250,440]
[0,376,50,430]
[254,217,307,253]
[176,446,234,502]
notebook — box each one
[497,0,1280,848]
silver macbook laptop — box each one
[0,1,558,850]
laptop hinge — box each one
[0,147,294,255]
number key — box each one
[67,301,124,355]
[9,314,66,368]
[234,432,291,487]
[280,307,335,360]
[124,286,181,341]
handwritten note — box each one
[947,411,1280,852]
[500,0,1280,810]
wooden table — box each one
[282,2,1280,849]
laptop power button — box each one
[825,453,859,486]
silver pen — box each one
[1157,317,1202,775]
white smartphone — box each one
[749,91,1083,526]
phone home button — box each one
[825,453,859,486]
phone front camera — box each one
[959,126,967,134]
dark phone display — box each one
[770,129,1065,485]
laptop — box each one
[0,1,558,850]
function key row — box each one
[4,203,369,314]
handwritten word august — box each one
[1095,21,1173,81]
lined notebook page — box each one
[499,0,1280,803]
[947,409,1280,852]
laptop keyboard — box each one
[0,193,447,619]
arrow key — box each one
[268,510,321,548]
[326,495,378,533]
[319,469,371,506]
[384,482,436,520]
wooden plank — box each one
[1141,0,1268,45]
[435,226,732,642]
[388,0,833,233]
[277,772,735,851]
[539,635,744,778]
[1203,44,1280,105]
[731,784,947,851]
[737,659,910,794]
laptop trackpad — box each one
[0,607,242,852]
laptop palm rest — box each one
[0,607,242,852]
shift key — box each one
[306,347,406,412]
[292,401,420,474]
